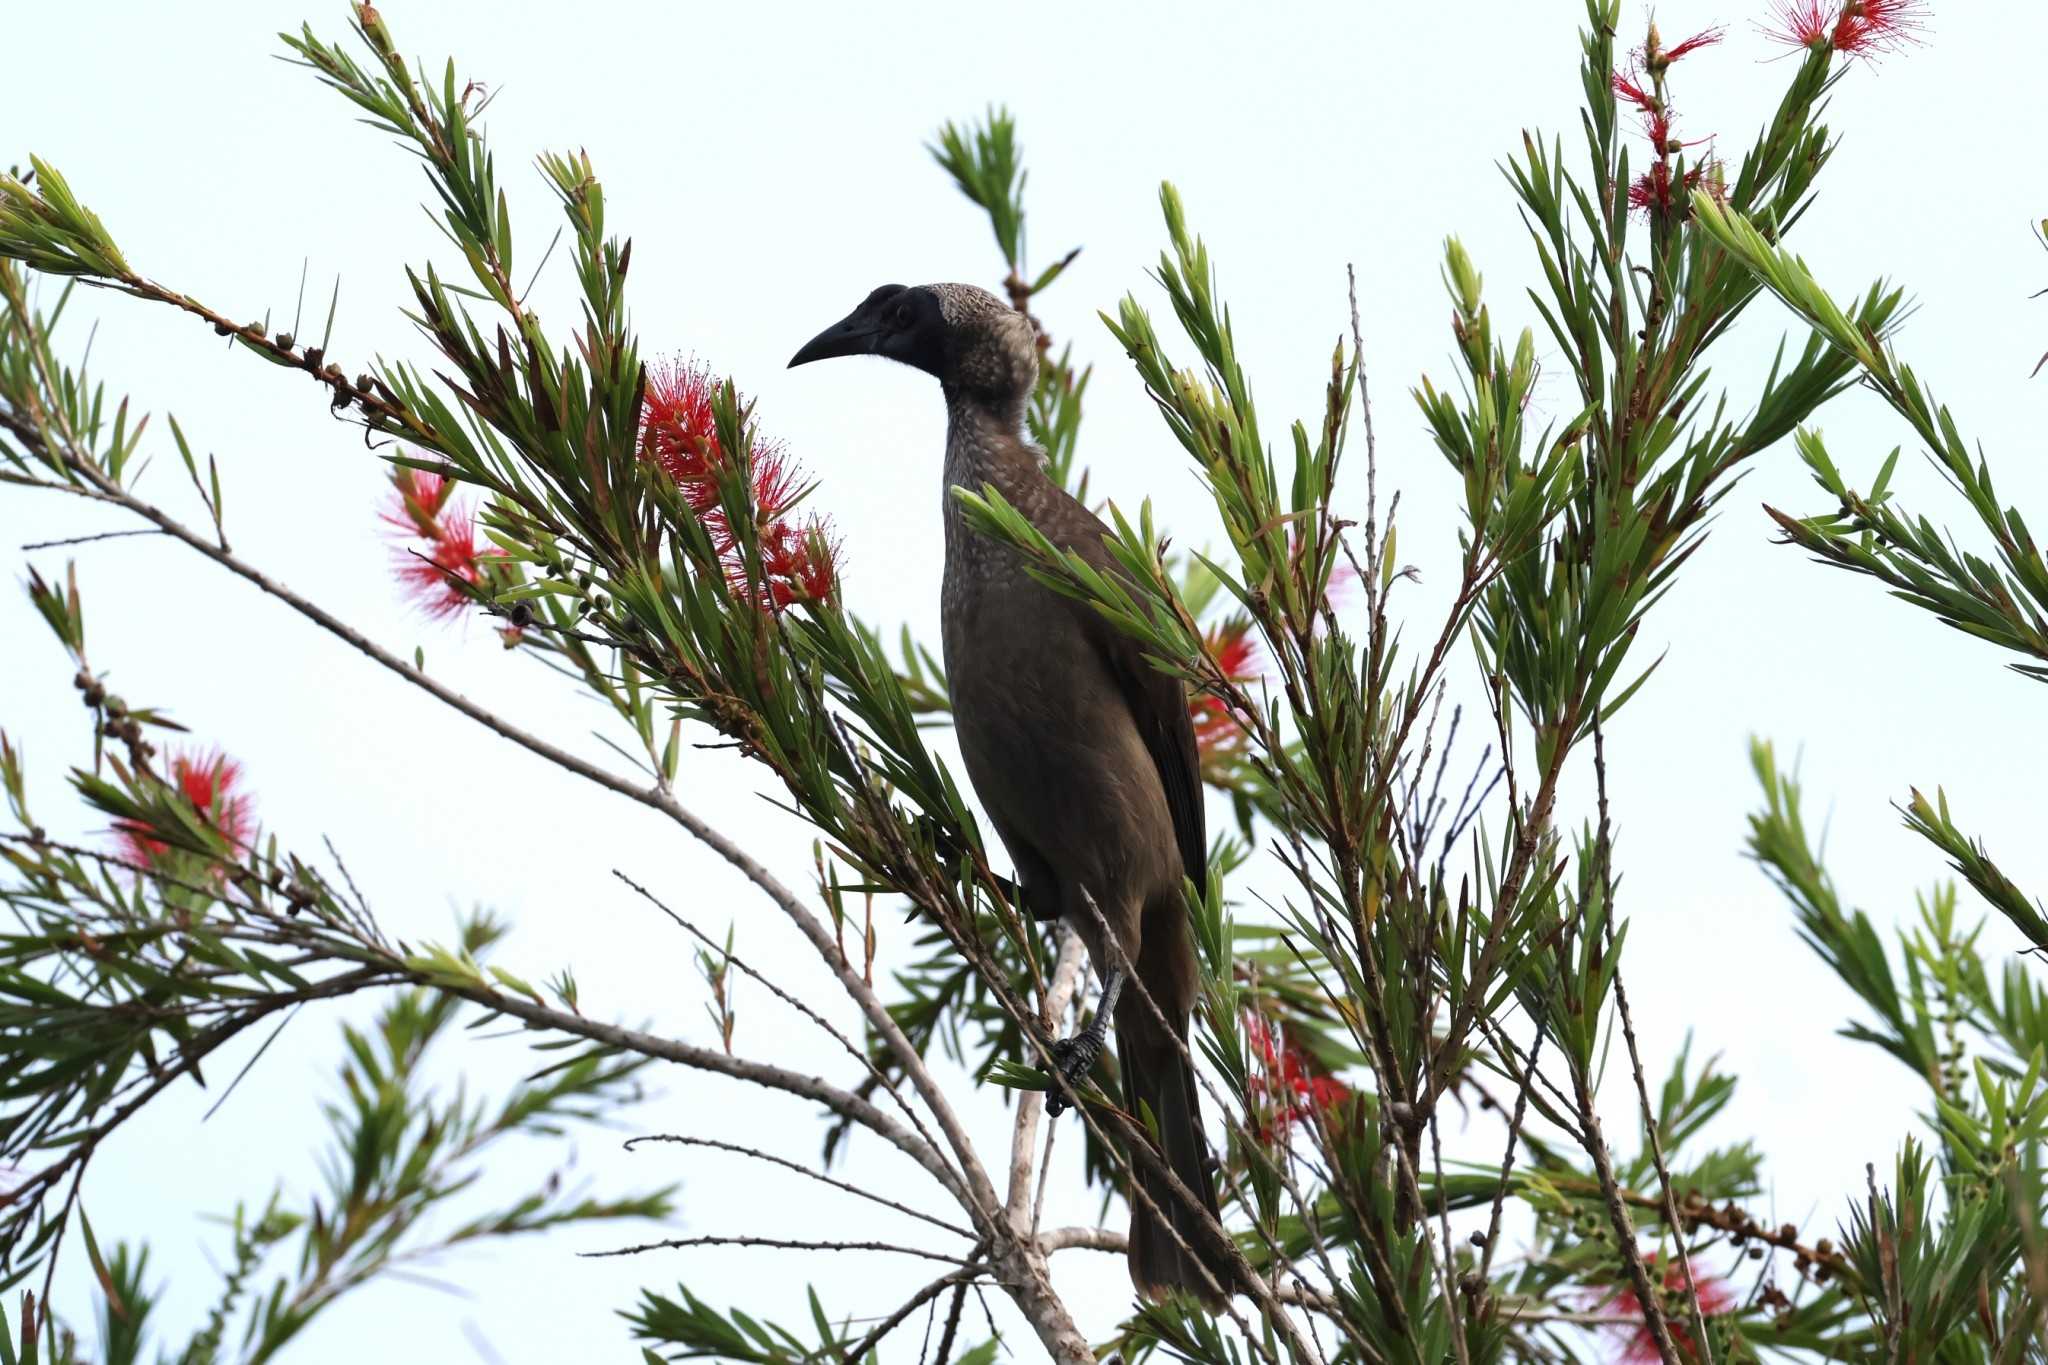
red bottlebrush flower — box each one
[791,525,839,603]
[758,516,839,608]
[1210,621,1259,684]
[640,357,838,613]
[1627,162,1712,217]
[1191,618,1260,757]
[379,466,454,538]
[1642,106,1676,149]
[1627,164,1672,215]
[1661,26,1725,62]
[639,359,726,511]
[1243,1012,1350,1142]
[1765,0,1928,58]
[1611,68,1659,114]
[114,747,255,866]
[1764,0,1832,45]
[1832,0,1928,54]
[383,466,492,619]
[1611,72,1712,157]
[1606,1254,1736,1364]
[748,440,808,525]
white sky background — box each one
[5,1,2046,1359]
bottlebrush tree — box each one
[1,2,2042,1362]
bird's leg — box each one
[1046,967,1122,1118]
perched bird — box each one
[791,282,1228,1305]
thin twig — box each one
[612,871,947,1162]
[622,1134,974,1240]
[1430,1093,1475,1365]
[931,1277,970,1365]
[581,1234,965,1264]
[1596,721,1714,1363]
[21,526,163,551]
[1478,1027,1545,1284]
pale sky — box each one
[5,2,2046,1360]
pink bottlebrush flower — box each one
[1765,0,1928,58]
[383,466,491,619]
[114,747,255,866]
[1607,1254,1736,1364]
[1325,560,1361,612]
[639,357,838,613]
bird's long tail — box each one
[1117,1000,1229,1309]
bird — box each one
[791,282,1229,1306]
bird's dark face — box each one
[789,283,1038,403]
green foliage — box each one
[930,108,1026,272]
[1841,1140,2044,1358]
[1697,196,2048,684]
[629,1283,853,1363]
[1904,787,2048,954]
[2,3,2044,1363]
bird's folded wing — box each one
[1039,496,1208,894]
[1088,607,1208,893]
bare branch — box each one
[1036,1226,1126,1254]
[1007,928,1087,1227]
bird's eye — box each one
[891,301,915,328]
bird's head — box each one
[788,283,1038,407]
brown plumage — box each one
[791,282,1228,1306]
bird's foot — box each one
[1045,1030,1103,1118]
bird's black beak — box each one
[788,310,880,368]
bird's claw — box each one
[1044,1031,1103,1118]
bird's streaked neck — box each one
[941,383,1028,483]
[940,384,1035,570]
